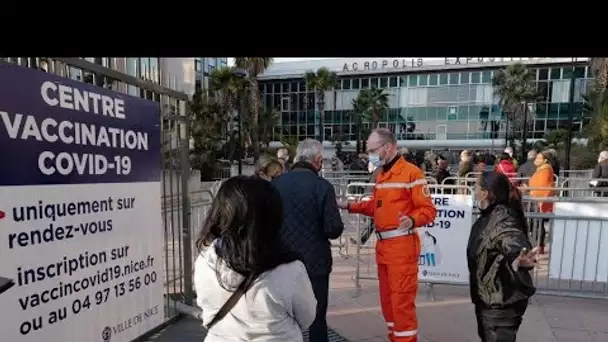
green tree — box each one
[350,96,367,153]
[259,108,279,147]
[356,87,389,128]
[188,90,224,179]
[233,57,274,159]
[305,67,338,142]
[492,63,540,158]
[209,66,249,137]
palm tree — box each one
[305,67,338,142]
[209,66,248,137]
[356,87,390,128]
[259,108,280,147]
[233,58,274,159]
[492,63,540,158]
[350,96,367,153]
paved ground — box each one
[147,248,608,342]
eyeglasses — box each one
[367,143,386,154]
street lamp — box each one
[232,68,248,175]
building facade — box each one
[194,57,228,94]
[259,57,592,150]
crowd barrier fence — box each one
[344,182,608,301]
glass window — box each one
[548,103,559,118]
[458,105,469,119]
[534,119,546,131]
[299,82,306,92]
[352,78,360,89]
[380,77,388,88]
[291,82,298,92]
[140,58,150,80]
[449,73,459,85]
[342,78,351,90]
[460,72,470,84]
[574,67,585,78]
[481,71,492,83]
[429,74,438,86]
[427,107,438,120]
[408,75,418,87]
[562,67,573,79]
[439,74,448,85]
[195,59,202,72]
[282,83,289,92]
[389,76,398,87]
[550,68,561,80]
[362,78,370,88]
[470,72,480,84]
[419,74,428,86]
[370,77,378,88]
[538,68,549,80]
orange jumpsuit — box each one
[529,163,555,213]
[348,157,437,342]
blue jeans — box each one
[308,274,330,342]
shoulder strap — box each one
[206,273,256,330]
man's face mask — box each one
[368,144,387,167]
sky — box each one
[227,58,337,66]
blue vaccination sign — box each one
[0,63,165,342]
[0,62,161,186]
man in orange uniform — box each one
[339,129,437,342]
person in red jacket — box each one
[495,152,517,182]
[339,128,437,342]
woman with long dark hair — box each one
[467,171,538,342]
[194,176,316,341]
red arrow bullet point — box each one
[0,211,5,219]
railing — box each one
[344,182,608,300]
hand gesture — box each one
[512,247,538,271]
[398,215,414,230]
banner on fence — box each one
[0,63,164,342]
[418,195,473,284]
[550,202,608,282]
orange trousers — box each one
[376,234,420,342]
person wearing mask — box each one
[591,151,608,197]
[272,139,344,342]
[528,151,555,255]
[468,171,537,342]
[495,152,517,182]
[339,128,437,342]
[254,155,284,181]
[504,146,518,170]
[194,176,317,341]
[517,150,538,185]
[276,148,292,171]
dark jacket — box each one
[272,162,344,276]
[591,161,608,196]
[467,204,535,309]
[592,161,608,180]
[517,160,537,179]
[433,167,452,186]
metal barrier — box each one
[345,182,608,301]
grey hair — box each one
[276,148,289,159]
[599,151,608,162]
[295,139,323,163]
[527,150,537,159]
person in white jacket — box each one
[194,176,317,341]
